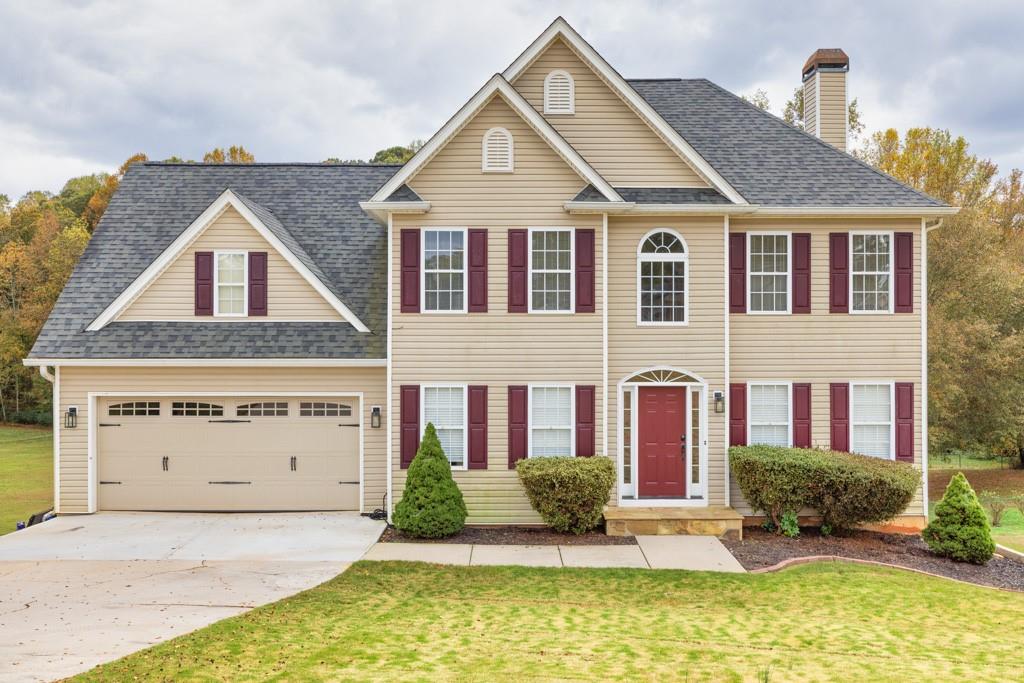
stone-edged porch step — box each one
[603,505,744,539]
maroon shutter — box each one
[830,383,850,452]
[399,385,420,469]
[507,229,528,313]
[894,232,914,313]
[508,385,528,468]
[793,383,812,448]
[729,233,746,313]
[468,385,488,469]
[400,229,420,313]
[575,385,596,456]
[468,229,488,313]
[194,251,213,316]
[895,382,914,462]
[829,233,849,313]
[575,229,595,313]
[729,383,746,446]
[248,251,268,316]
[792,233,811,314]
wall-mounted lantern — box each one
[713,391,725,414]
[370,405,382,429]
[64,405,78,429]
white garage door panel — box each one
[98,397,360,511]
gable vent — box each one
[544,69,575,114]
[482,127,514,172]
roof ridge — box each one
[142,161,406,168]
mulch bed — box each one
[379,525,637,545]
[723,527,1024,591]
[930,467,1024,497]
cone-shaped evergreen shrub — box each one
[393,422,467,538]
[922,472,995,564]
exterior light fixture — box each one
[713,391,725,414]
[370,405,382,429]
[64,406,78,429]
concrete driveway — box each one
[0,512,383,683]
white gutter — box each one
[358,201,431,214]
[565,203,960,218]
[38,365,55,383]
[753,206,960,218]
[24,358,387,368]
[925,217,946,233]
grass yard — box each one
[76,561,1022,682]
[0,424,52,535]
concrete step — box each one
[604,505,743,540]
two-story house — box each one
[26,18,955,536]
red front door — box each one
[638,387,687,498]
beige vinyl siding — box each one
[399,95,603,523]
[729,218,924,515]
[119,206,343,322]
[511,37,708,188]
[818,71,847,150]
[55,366,385,513]
[607,216,727,505]
[803,77,818,138]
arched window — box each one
[637,230,688,325]
[544,70,575,114]
[482,127,513,172]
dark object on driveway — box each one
[27,510,54,527]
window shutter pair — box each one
[400,229,488,313]
[728,382,811,448]
[829,232,914,313]
[399,384,488,470]
[829,382,914,460]
[194,251,267,316]
[508,229,595,313]
[728,233,810,313]
[506,384,595,468]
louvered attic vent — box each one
[544,70,575,114]
[482,127,514,172]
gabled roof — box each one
[503,17,746,205]
[369,73,622,204]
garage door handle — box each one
[208,481,252,485]
[337,423,359,428]
[208,419,251,423]
[338,481,359,485]
[162,456,169,471]
[99,423,121,427]
[290,456,297,471]
[100,480,121,485]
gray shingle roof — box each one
[384,184,423,202]
[574,185,731,204]
[29,163,400,359]
[628,79,946,207]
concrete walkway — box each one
[362,535,745,572]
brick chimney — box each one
[802,49,849,151]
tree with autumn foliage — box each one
[202,146,256,164]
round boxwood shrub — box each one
[393,423,467,538]
[516,456,616,534]
[922,472,995,564]
[729,446,920,532]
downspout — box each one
[38,366,55,383]
[920,217,942,514]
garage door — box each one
[97,396,359,511]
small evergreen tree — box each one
[393,423,467,538]
[922,472,995,564]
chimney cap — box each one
[802,48,849,79]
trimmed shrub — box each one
[922,473,995,564]
[393,423,467,538]
[729,446,920,532]
[9,410,52,427]
[516,456,616,534]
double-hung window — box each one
[851,232,893,313]
[423,229,466,312]
[422,385,467,468]
[529,386,573,456]
[851,383,893,458]
[529,228,573,312]
[748,383,791,446]
[748,233,790,313]
[214,251,246,316]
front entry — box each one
[637,387,687,497]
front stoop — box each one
[604,506,744,540]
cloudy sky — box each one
[2,0,1022,199]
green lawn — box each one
[0,424,52,535]
[929,452,1012,470]
[75,561,1021,682]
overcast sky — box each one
[2,0,1022,200]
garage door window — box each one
[300,402,352,417]
[108,401,160,416]
[237,401,288,417]
[172,401,224,417]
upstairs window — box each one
[482,127,513,172]
[748,233,789,313]
[214,251,246,316]
[544,70,575,114]
[423,229,466,312]
[638,230,688,325]
[852,232,892,313]
[529,228,573,312]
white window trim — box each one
[636,228,689,327]
[746,381,793,447]
[527,384,576,458]
[527,227,575,314]
[420,227,468,314]
[213,250,247,317]
[420,384,469,471]
[746,231,792,315]
[543,69,575,115]
[849,230,895,315]
[850,381,896,460]
[482,126,514,173]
